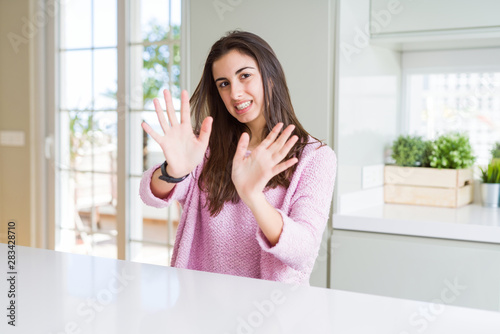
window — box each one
[402,49,500,167]
[56,0,183,265]
[405,72,500,166]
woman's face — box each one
[212,49,266,133]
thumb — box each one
[234,132,250,161]
[198,116,213,145]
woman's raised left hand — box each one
[232,123,299,205]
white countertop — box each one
[1,243,499,333]
[334,203,500,243]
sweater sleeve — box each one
[139,163,194,208]
[256,145,337,282]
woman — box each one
[140,30,336,285]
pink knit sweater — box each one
[139,137,337,285]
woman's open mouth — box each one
[235,100,252,114]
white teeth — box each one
[236,101,251,110]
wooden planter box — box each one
[384,166,474,208]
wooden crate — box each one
[384,166,474,208]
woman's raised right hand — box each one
[141,89,213,178]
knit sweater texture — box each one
[139,136,337,285]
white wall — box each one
[335,0,401,213]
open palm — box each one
[141,89,212,177]
[232,123,298,204]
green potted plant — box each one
[427,132,476,169]
[385,132,475,208]
[391,135,428,167]
[479,161,500,207]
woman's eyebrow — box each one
[214,66,256,82]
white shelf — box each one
[333,203,500,244]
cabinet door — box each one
[370,0,500,35]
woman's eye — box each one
[241,73,251,79]
[219,81,229,88]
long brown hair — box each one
[190,30,324,216]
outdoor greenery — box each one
[142,23,181,108]
[69,22,180,165]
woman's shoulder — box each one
[300,135,336,165]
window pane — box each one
[407,72,500,166]
[129,112,147,175]
[60,0,91,49]
[94,49,117,110]
[92,173,116,212]
[91,234,117,259]
[94,0,117,47]
[61,50,93,110]
[129,111,180,175]
[171,43,181,101]
[59,170,77,230]
[171,0,181,40]
[74,171,93,209]
[92,112,117,173]
[60,111,94,171]
[59,168,117,257]
[58,229,88,255]
[130,242,170,266]
[130,44,172,111]
[131,0,170,43]
[129,177,178,252]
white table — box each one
[1,243,499,333]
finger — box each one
[272,157,299,176]
[234,132,250,161]
[153,98,170,134]
[163,89,179,127]
[198,116,213,146]
[261,123,284,149]
[277,135,299,158]
[141,121,162,143]
[179,90,190,125]
[272,124,296,151]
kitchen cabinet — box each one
[369,0,500,50]
[331,228,500,312]
[370,0,500,35]
[332,203,500,311]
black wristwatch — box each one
[158,161,189,183]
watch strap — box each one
[159,161,189,183]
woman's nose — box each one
[230,82,243,100]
